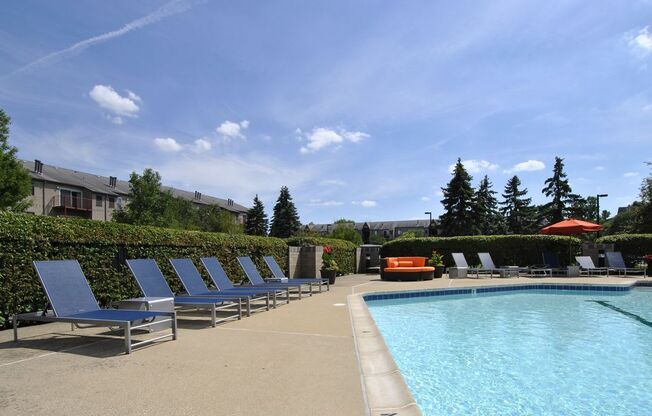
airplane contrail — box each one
[6,0,203,77]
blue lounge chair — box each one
[237,256,310,298]
[606,252,646,277]
[263,256,330,292]
[542,252,567,276]
[169,258,274,315]
[126,259,244,326]
[13,260,177,354]
[200,257,291,304]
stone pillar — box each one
[288,246,301,278]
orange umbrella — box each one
[541,218,603,235]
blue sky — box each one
[1,0,651,224]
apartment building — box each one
[22,160,248,223]
[307,219,436,240]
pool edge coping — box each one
[349,279,650,416]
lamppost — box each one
[596,194,608,224]
[425,211,432,236]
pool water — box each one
[367,288,652,416]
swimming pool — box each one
[366,287,652,415]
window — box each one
[96,195,103,207]
[108,197,115,208]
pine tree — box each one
[472,175,503,234]
[500,175,535,234]
[438,158,476,236]
[635,162,652,232]
[541,156,572,223]
[0,109,32,211]
[269,186,301,238]
[245,194,268,236]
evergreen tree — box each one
[635,162,652,232]
[438,158,476,236]
[269,186,301,238]
[471,175,503,234]
[500,175,536,234]
[245,194,268,236]
[541,156,572,223]
[0,109,32,211]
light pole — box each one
[425,211,432,236]
[596,194,608,224]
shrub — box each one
[0,212,287,329]
[380,235,580,268]
[596,234,652,265]
[285,236,357,274]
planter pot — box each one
[567,266,580,277]
[434,266,445,279]
[321,269,337,285]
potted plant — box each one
[321,245,339,284]
[427,250,445,278]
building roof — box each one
[21,160,248,213]
[307,219,435,232]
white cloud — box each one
[126,90,142,102]
[504,160,546,173]
[624,171,639,177]
[89,85,140,118]
[153,137,183,152]
[629,26,652,56]
[299,127,370,154]
[352,200,377,208]
[216,120,249,140]
[449,159,498,174]
[192,138,212,153]
[320,179,346,186]
[594,166,605,171]
[421,196,430,201]
[436,190,444,197]
[308,199,344,207]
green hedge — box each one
[0,212,287,329]
[597,234,652,265]
[380,235,581,268]
[285,236,357,274]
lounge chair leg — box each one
[286,288,290,304]
[237,300,242,320]
[124,322,132,354]
[266,293,270,311]
[309,283,314,296]
[211,305,217,327]
[272,292,277,308]
[172,312,178,340]
[299,286,302,299]
[246,298,251,317]
[13,315,18,342]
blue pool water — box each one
[367,288,652,415]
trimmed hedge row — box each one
[597,234,652,265]
[285,236,357,274]
[380,235,581,268]
[0,212,287,329]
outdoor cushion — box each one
[398,261,414,267]
[384,267,434,273]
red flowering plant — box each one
[644,254,652,261]
[322,246,339,272]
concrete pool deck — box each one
[0,273,647,415]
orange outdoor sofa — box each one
[381,257,435,281]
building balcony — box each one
[51,195,93,212]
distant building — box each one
[307,219,436,240]
[21,159,248,223]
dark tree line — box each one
[437,156,614,236]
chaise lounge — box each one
[381,257,434,281]
[13,260,177,354]
[263,256,330,292]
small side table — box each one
[448,267,468,279]
[115,297,174,333]
[500,266,520,278]
[529,268,552,277]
